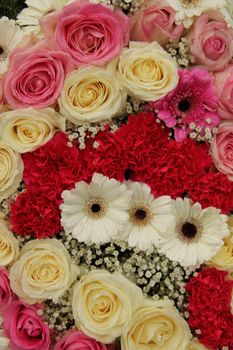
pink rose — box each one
[4,47,74,109]
[0,268,13,308]
[40,0,129,67]
[3,301,51,350]
[130,0,184,46]
[215,65,233,120]
[54,331,116,350]
[211,121,233,180]
[186,12,233,71]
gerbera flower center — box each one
[85,198,107,219]
[181,0,200,8]
[178,219,202,242]
[178,99,191,113]
[0,44,7,61]
[181,222,197,238]
[130,205,153,226]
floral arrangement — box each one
[0,0,233,349]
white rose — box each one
[10,239,79,304]
[59,66,127,125]
[72,269,143,343]
[117,41,179,101]
[0,316,10,350]
[0,219,19,266]
[0,108,65,153]
[0,141,23,201]
[121,299,191,350]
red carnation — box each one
[189,171,233,214]
[23,132,82,193]
[186,267,233,350]
[10,187,62,238]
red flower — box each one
[115,111,169,184]
[186,267,233,349]
[10,187,62,238]
[23,132,82,193]
[115,112,212,198]
[189,172,233,214]
[78,128,128,182]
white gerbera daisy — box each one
[17,0,70,36]
[0,17,25,74]
[60,173,132,244]
[159,198,229,267]
[169,0,226,28]
[123,182,175,251]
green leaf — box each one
[0,0,26,19]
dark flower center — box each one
[178,99,191,113]
[91,203,101,213]
[135,209,147,221]
[0,46,4,55]
[182,222,197,238]
[124,168,133,180]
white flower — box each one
[124,182,174,251]
[0,317,10,350]
[159,198,229,267]
[17,0,70,36]
[169,0,226,28]
[72,269,143,344]
[0,108,65,153]
[10,238,78,304]
[220,0,233,27]
[118,41,178,102]
[60,173,132,244]
[59,66,127,125]
[0,141,24,201]
[0,17,25,74]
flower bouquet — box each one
[0,0,233,349]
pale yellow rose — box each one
[0,141,23,201]
[72,269,143,343]
[59,66,127,125]
[117,41,179,102]
[207,217,233,273]
[188,338,209,350]
[0,107,65,153]
[121,299,191,350]
[0,219,19,266]
[10,239,79,304]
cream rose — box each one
[0,219,19,266]
[207,218,233,273]
[72,269,143,343]
[0,141,24,201]
[59,66,127,125]
[0,108,66,153]
[121,299,191,350]
[0,316,10,350]
[117,41,178,101]
[10,239,79,304]
[188,338,209,350]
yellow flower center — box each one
[129,205,153,227]
[85,198,107,219]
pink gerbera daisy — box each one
[151,68,220,142]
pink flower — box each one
[41,0,129,67]
[215,65,233,120]
[0,79,3,110]
[4,47,74,109]
[54,331,116,350]
[130,0,183,46]
[0,268,13,309]
[151,68,220,142]
[186,12,233,71]
[211,121,233,181]
[3,301,51,350]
